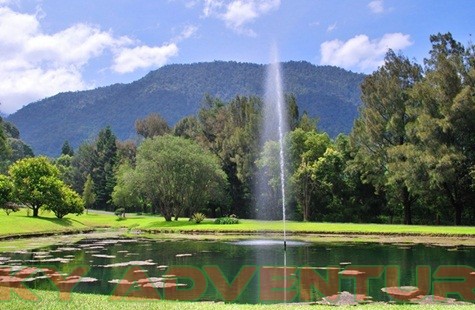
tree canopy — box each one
[114,135,228,221]
[8,157,84,218]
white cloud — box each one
[0,6,181,114]
[112,44,179,74]
[327,22,337,33]
[202,0,280,36]
[368,0,384,14]
[320,33,413,73]
[172,24,198,43]
[203,0,224,17]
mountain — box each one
[7,61,365,156]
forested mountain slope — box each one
[7,61,365,155]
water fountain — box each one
[263,45,289,302]
[258,45,289,246]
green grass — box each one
[1,210,474,239]
[0,288,473,310]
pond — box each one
[0,237,474,305]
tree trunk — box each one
[33,206,39,217]
[402,186,412,225]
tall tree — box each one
[350,50,423,224]
[409,33,475,225]
[70,142,96,193]
[82,174,96,214]
[93,127,118,210]
[196,95,262,217]
[288,129,331,221]
[61,140,74,156]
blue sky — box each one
[0,0,473,114]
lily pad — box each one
[102,260,156,268]
[175,253,192,258]
[92,254,116,259]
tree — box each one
[409,33,475,225]
[93,127,118,210]
[129,135,228,221]
[349,50,422,224]
[288,129,331,221]
[43,180,84,219]
[116,140,137,165]
[8,156,83,218]
[61,140,74,156]
[135,113,170,138]
[82,174,96,214]
[173,116,201,140]
[70,141,96,193]
[55,154,74,186]
[0,124,10,172]
[194,95,262,218]
[112,164,144,213]
[0,174,15,214]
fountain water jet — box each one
[256,45,289,302]
[262,45,288,250]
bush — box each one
[214,216,239,224]
[115,208,126,218]
[191,212,206,223]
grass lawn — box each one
[1,209,474,238]
[0,288,473,310]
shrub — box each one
[214,216,239,224]
[191,212,206,224]
[115,208,126,218]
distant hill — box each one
[7,61,365,156]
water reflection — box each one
[0,238,473,304]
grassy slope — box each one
[1,210,474,238]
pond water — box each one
[1,238,474,304]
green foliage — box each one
[82,174,96,212]
[114,207,126,218]
[117,135,228,221]
[214,216,240,224]
[44,182,84,219]
[92,126,118,210]
[191,212,206,224]
[61,140,74,156]
[0,117,33,172]
[111,163,143,213]
[135,113,170,138]
[0,174,14,214]
[350,49,423,225]
[406,32,475,225]
[196,95,261,217]
[54,154,74,186]
[116,140,137,165]
[8,156,83,218]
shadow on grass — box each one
[144,219,208,228]
[24,215,75,227]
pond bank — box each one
[136,229,475,247]
[0,227,473,252]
